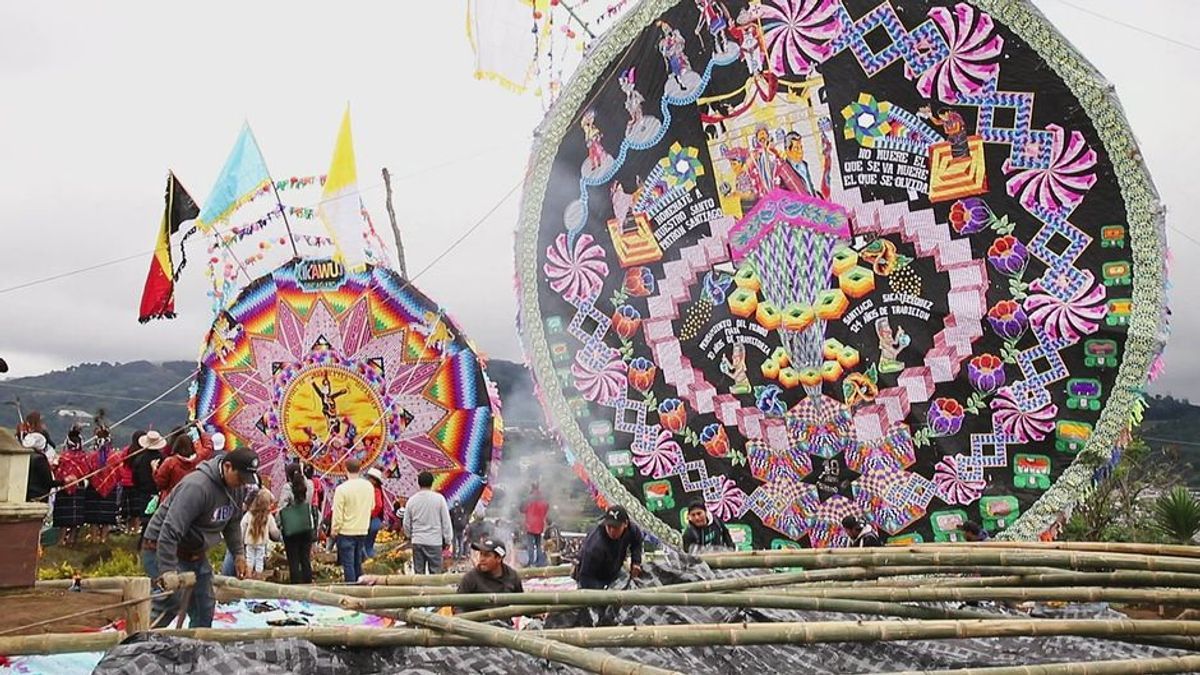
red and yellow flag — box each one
[138,172,199,322]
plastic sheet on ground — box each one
[80,558,1189,674]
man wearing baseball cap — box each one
[142,446,260,628]
[573,504,644,590]
[455,538,524,598]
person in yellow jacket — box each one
[331,458,374,582]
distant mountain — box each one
[1141,395,1200,485]
[0,358,541,442]
[0,361,196,443]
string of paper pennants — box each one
[214,205,337,246]
[275,175,327,191]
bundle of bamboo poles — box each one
[9,543,1200,674]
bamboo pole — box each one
[162,625,471,648]
[35,577,128,591]
[879,570,1200,590]
[532,618,1200,646]
[914,541,1200,558]
[9,619,1200,658]
[319,585,459,598]
[213,576,362,611]
[121,576,152,635]
[766,585,1200,606]
[357,563,574,587]
[452,567,997,623]
[877,654,1200,675]
[399,609,682,675]
[453,566,1068,623]
[698,547,1200,574]
[662,566,1061,593]
[361,589,1007,621]
[149,621,1200,650]
[0,630,125,656]
[12,617,1200,659]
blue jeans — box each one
[366,516,383,558]
[337,534,367,582]
[526,532,546,567]
[141,549,216,628]
[220,549,236,577]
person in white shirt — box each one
[402,471,452,574]
[240,488,280,579]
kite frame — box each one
[514,0,1167,546]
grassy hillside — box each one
[0,361,195,442]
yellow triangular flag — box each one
[318,105,367,270]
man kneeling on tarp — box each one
[573,505,643,590]
[142,448,259,628]
[456,538,524,600]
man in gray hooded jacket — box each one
[142,448,259,627]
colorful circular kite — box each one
[515,0,1167,549]
[193,259,502,512]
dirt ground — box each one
[0,589,124,636]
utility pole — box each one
[381,168,408,278]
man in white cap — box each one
[456,538,524,598]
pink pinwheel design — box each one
[915,3,1003,101]
[544,233,609,302]
[1004,124,1098,214]
[571,349,627,404]
[707,477,748,522]
[1024,272,1108,344]
[761,0,841,76]
[933,454,985,505]
[991,387,1057,443]
[632,426,683,479]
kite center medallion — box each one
[280,366,389,473]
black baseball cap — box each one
[603,505,630,526]
[224,447,261,485]
[471,538,507,558]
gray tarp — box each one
[94,559,1189,674]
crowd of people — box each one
[17,412,217,546]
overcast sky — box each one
[0,1,1196,399]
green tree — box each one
[1152,486,1200,544]
[1063,435,1182,543]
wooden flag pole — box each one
[381,168,408,277]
